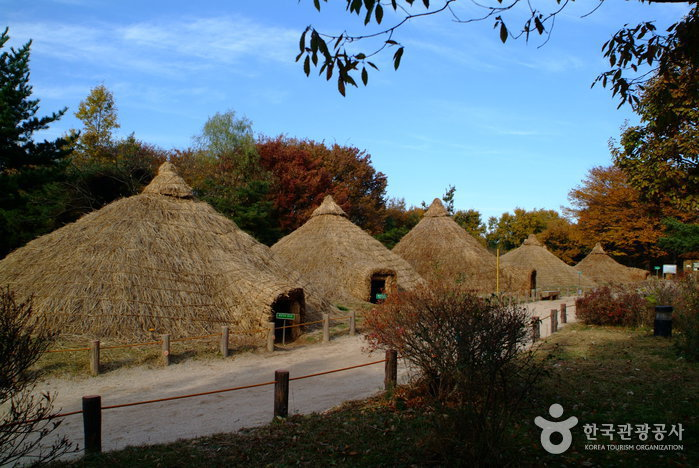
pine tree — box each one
[0,27,73,257]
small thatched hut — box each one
[393,199,531,294]
[0,162,333,342]
[501,234,597,294]
[271,195,424,304]
[576,243,649,284]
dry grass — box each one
[576,243,650,285]
[0,162,338,343]
[272,195,424,304]
[393,198,531,294]
[502,234,597,292]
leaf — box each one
[422,0,430,7]
[356,53,366,60]
[313,0,321,11]
[326,61,334,80]
[393,47,404,70]
[304,55,310,76]
[534,16,544,35]
[299,29,307,52]
[499,22,508,43]
[361,67,368,86]
[386,39,398,45]
[338,76,346,96]
[375,4,384,24]
[367,61,379,70]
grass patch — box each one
[51,324,698,467]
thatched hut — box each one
[576,243,649,284]
[393,199,531,294]
[0,162,333,342]
[271,195,424,304]
[501,234,597,294]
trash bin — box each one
[654,305,673,337]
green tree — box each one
[658,218,699,255]
[73,84,120,164]
[486,208,561,252]
[454,209,487,245]
[297,1,697,106]
[0,28,73,258]
[612,61,698,210]
[376,197,423,248]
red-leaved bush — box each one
[575,285,647,326]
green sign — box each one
[276,313,296,320]
[654,266,661,270]
[376,293,387,300]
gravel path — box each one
[31,297,577,460]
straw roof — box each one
[0,162,334,340]
[576,243,649,284]
[393,199,531,293]
[271,195,424,303]
[501,234,597,291]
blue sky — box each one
[3,0,692,222]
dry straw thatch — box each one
[576,243,649,284]
[0,162,335,341]
[393,199,531,294]
[501,234,597,293]
[271,195,424,303]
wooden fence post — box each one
[322,313,330,343]
[349,311,356,336]
[550,309,558,333]
[274,370,289,418]
[220,326,229,357]
[266,322,275,352]
[90,340,100,376]
[384,349,397,391]
[161,334,170,366]
[560,303,567,324]
[82,395,102,454]
[531,317,541,342]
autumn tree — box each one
[537,218,587,264]
[257,136,387,235]
[567,165,695,268]
[73,84,120,164]
[296,1,697,106]
[612,60,698,210]
[0,28,73,258]
[486,208,562,252]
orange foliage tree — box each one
[567,165,695,268]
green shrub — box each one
[673,275,699,361]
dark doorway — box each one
[369,273,392,304]
[530,271,537,297]
[271,291,304,343]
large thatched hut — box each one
[0,162,333,342]
[501,234,597,294]
[393,199,531,294]
[271,195,424,304]
[576,243,649,284]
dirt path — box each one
[33,297,577,459]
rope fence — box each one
[44,312,359,375]
[5,353,395,456]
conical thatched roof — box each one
[501,234,597,292]
[393,199,531,293]
[271,195,424,303]
[576,243,649,284]
[0,162,334,340]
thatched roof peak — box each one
[424,198,449,217]
[142,161,193,198]
[523,233,543,247]
[311,195,347,218]
[590,242,606,255]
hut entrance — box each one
[369,273,393,303]
[530,270,537,297]
[271,292,304,343]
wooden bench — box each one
[540,290,560,300]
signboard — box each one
[276,313,296,320]
[654,266,661,270]
[662,265,677,275]
[375,293,387,300]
